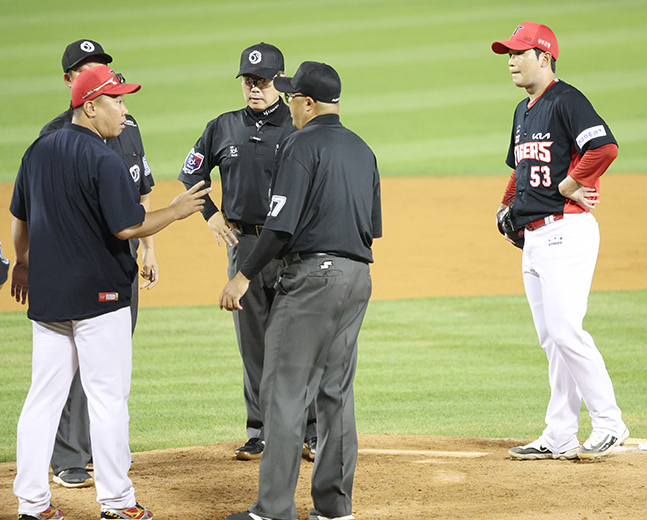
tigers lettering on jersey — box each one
[514,141,553,166]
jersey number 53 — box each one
[530,166,552,188]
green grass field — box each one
[1,0,646,181]
[1,0,646,463]
[2,291,646,462]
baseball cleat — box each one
[309,509,354,520]
[509,439,579,460]
[100,504,153,519]
[303,437,317,462]
[578,427,629,460]
[18,504,64,519]
[53,467,94,488]
[234,438,265,460]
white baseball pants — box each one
[522,212,625,453]
[14,307,137,515]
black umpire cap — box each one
[62,39,113,73]
[274,61,341,103]
[237,42,284,79]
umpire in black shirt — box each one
[179,43,317,460]
[221,61,382,520]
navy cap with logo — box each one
[237,42,285,80]
[273,61,341,104]
[62,39,113,73]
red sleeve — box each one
[501,170,517,205]
[568,143,618,186]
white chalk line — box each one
[358,449,488,458]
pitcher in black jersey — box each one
[492,23,627,462]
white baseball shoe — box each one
[578,427,629,460]
[509,439,579,460]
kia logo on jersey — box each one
[182,148,204,174]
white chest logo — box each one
[130,165,140,182]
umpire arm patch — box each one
[182,148,204,174]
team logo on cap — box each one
[249,50,262,64]
[80,41,95,53]
[182,148,204,174]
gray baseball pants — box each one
[228,233,316,442]
[250,254,372,520]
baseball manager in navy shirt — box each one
[10,65,209,520]
[221,61,382,520]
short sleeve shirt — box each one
[178,100,295,224]
[10,123,146,322]
[264,114,382,263]
[40,109,155,196]
[505,80,617,226]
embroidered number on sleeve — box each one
[530,166,552,188]
[268,195,287,217]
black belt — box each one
[237,223,264,237]
[282,252,335,266]
[282,252,368,266]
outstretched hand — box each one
[170,181,212,220]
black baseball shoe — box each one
[578,427,629,460]
[18,504,64,520]
[234,438,265,460]
[302,437,317,462]
[509,439,579,460]
[309,509,354,520]
[53,467,94,488]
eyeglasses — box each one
[284,93,307,103]
[242,76,273,89]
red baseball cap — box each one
[492,22,559,60]
[71,65,141,108]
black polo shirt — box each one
[40,108,155,197]
[505,80,617,226]
[10,123,146,322]
[178,99,295,225]
[264,114,382,263]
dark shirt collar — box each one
[65,122,106,142]
[303,113,341,129]
[244,99,289,127]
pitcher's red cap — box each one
[71,65,141,108]
[492,22,559,60]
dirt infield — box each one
[1,175,646,519]
[1,174,646,311]
[1,436,646,520]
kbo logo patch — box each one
[182,148,204,174]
